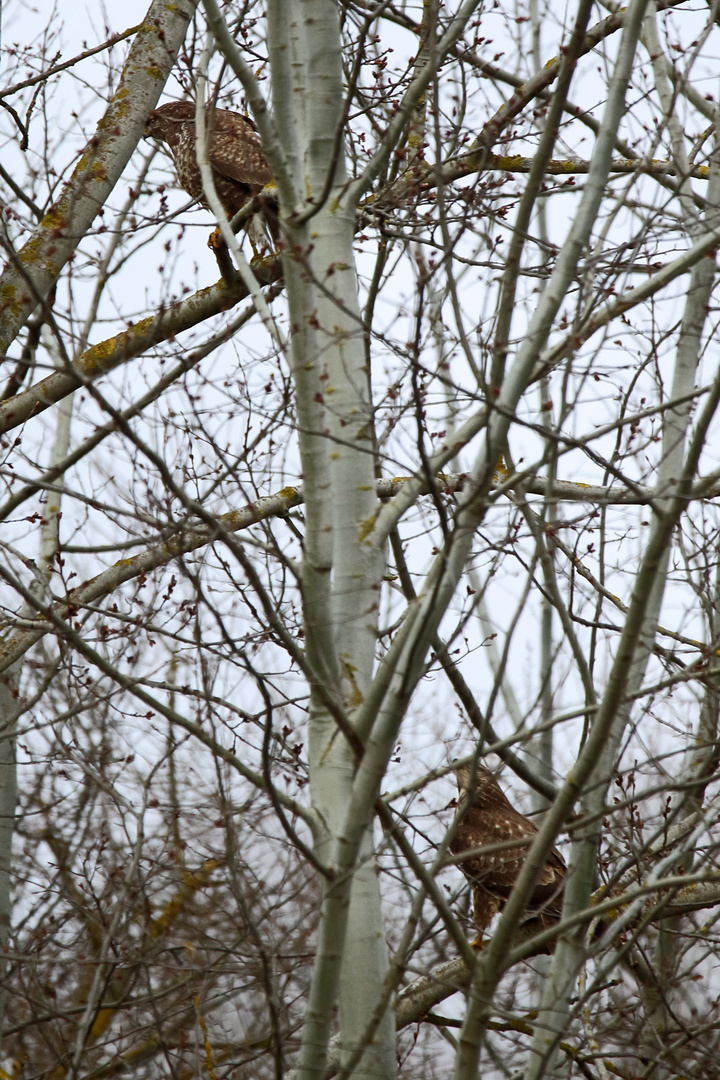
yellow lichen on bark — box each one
[0,284,20,318]
[358,514,377,541]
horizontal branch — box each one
[0,484,304,673]
[396,870,720,1030]
[0,0,703,441]
[3,463,718,676]
[3,143,705,438]
[458,152,711,181]
[0,0,199,354]
[299,866,720,1080]
[0,260,281,435]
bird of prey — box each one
[451,763,566,949]
[144,101,278,245]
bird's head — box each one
[145,101,195,144]
[454,761,504,808]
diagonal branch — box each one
[0,0,199,355]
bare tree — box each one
[1,0,720,1077]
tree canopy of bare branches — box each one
[2,0,720,1077]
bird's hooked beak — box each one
[144,110,159,138]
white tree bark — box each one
[264,2,393,1075]
[4,1,720,1074]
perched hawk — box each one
[144,101,278,242]
[451,763,566,950]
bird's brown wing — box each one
[452,809,537,891]
[452,766,568,945]
[453,808,566,890]
[529,845,566,923]
[535,844,566,886]
[208,118,272,190]
[453,809,541,936]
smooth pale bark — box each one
[1,447,717,682]
[263,2,393,1076]
[1,216,717,440]
[4,3,715,1074]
